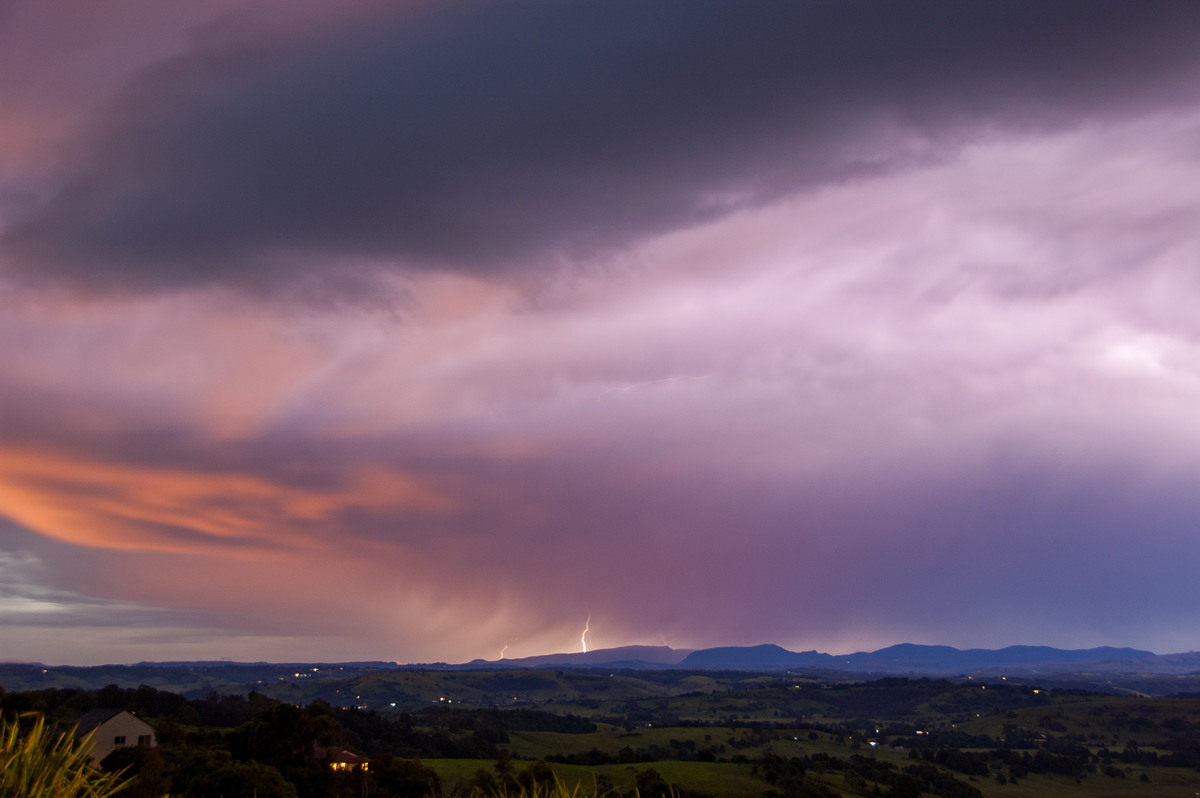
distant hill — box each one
[679,644,834,669]
[4,643,1185,698]
[846,643,1156,673]
[457,642,1157,674]
[462,645,692,669]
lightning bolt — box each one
[499,637,518,660]
[580,613,591,653]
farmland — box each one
[4,668,1200,796]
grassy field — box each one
[956,695,1200,744]
[417,681,1200,797]
[964,767,1200,798]
[502,724,863,761]
[424,751,1200,798]
[424,758,766,797]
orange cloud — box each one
[0,442,456,555]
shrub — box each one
[0,713,131,797]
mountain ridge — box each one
[9,643,1200,698]
[465,642,1161,673]
[2,642,1178,675]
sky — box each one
[2,0,1200,666]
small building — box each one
[74,709,156,763]
[316,746,369,772]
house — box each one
[73,709,156,763]
[315,746,369,772]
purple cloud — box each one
[2,2,1200,665]
[4,0,1199,291]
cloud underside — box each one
[4,0,1200,290]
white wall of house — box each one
[82,712,156,763]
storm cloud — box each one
[3,1,1200,665]
[4,0,1199,290]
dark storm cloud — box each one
[4,0,1199,290]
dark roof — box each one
[72,708,147,738]
[314,746,362,763]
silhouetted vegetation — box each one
[4,674,1200,796]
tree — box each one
[634,767,671,798]
[225,703,347,798]
[100,745,171,798]
[162,745,297,798]
[370,755,441,798]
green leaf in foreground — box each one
[0,713,132,797]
